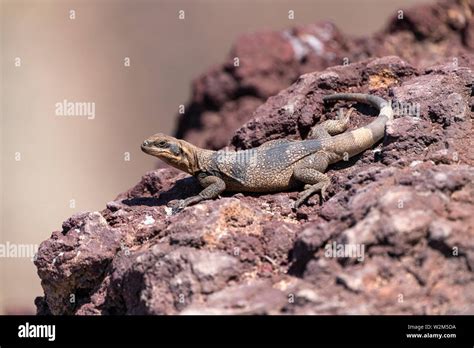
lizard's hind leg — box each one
[307,108,353,140]
[293,152,331,208]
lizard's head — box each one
[141,133,198,174]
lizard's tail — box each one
[321,93,393,159]
[322,93,393,120]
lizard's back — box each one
[206,139,322,192]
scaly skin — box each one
[141,93,393,210]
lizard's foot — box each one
[168,199,186,214]
[168,194,204,213]
[294,182,330,208]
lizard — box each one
[141,93,393,210]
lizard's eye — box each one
[155,140,167,147]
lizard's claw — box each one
[168,199,186,214]
[294,191,310,209]
[168,195,203,213]
[320,186,329,201]
[294,182,330,209]
[293,198,303,209]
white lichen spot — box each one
[282,31,325,60]
[91,211,108,226]
[318,71,339,81]
[300,34,324,55]
[409,160,423,167]
[281,103,295,115]
[282,31,307,61]
[143,215,155,225]
[296,288,321,302]
[52,252,64,265]
[434,172,448,183]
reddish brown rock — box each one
[35,212,124,315]
[35,0,474,315]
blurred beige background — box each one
[1,0,430,314]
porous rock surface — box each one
[35,0,474,315]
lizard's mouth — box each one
[141,141,156,155]
[141,141,149,152]
[141,141,169,159]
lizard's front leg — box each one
[293,153,331,208]
[170,175,226,212]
